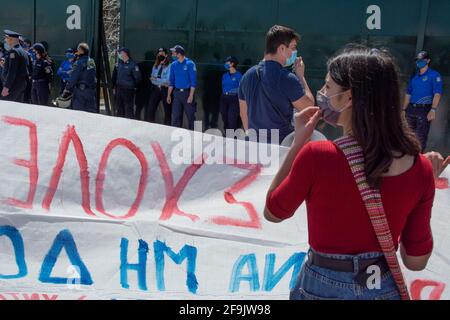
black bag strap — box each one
[255,66,294,131]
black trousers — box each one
[1,80,27,103]
[146,85,172,125]
[172,90,197,130]
[220,94,240,131]
[31,81,50,106]
[115,87,136,119]
[406,104,432,152]
[60,79,68,95]
[24,78,32,103]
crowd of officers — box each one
[0,30,97,113]
[0,27,445,152]
[111,44,242,132]
[0,29,242,134]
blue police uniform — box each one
[65,54,97,113]
[406,68,443,151]
[169,57,197,130]
[147,63,172,124]
[112,58,142,119]
[0,49,5,92]
[23,48,34,103]
[31,56,53,106]
[220,71,242,131]
[57,59,74,94]
[1,31,30,102]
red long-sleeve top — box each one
[266,141,435,256]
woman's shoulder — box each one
[416,154,435,179]
[298,140,344,164]
[306,140,341,154]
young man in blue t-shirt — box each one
[238,25,315,144]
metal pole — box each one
[416,0,430,53]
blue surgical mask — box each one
[285,50,297,67]
[416,60,428,69]
[224,63,231,71]
[316,89,351,127]
[172,55,178,61]
[4,42,10,51]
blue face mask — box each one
[416,60,428,69]
[224,63,231,71]
[4,42,10,51]
[285,50,298,67]
[172,55,178,61]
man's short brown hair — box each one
[265,25,300,55]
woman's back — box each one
[267,140,435,256]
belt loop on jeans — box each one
[353,256,360,275]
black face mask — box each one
[157,55,166,62]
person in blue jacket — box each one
[221,56,242,132]
[61,42,97,113]
[57,48,75,94]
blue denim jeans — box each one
[290,249,401,300]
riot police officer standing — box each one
[62,43,98,113]
[30,43,53,106]
[1,30,29,102]
[112,47,142,119]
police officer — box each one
[30,43,53,106]
[0,42,6,93]
[57,48,75,94]
[167,45,197,130]
[62,43,97,113]
[147,47,172,124]
[21,38,34,103]
[403,51,443,152]
[1,30,29,102]
[112,47,142,119]
[220,56,242,132]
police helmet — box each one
[53,94,72,109]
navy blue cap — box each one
[170,45,185,55]
[32,43,46,54]
[416,51,430,61]
[118,47,130,56]
[4,30,22,38]
[225,56,239,65]
[66,48,74,53]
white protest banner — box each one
[0,101,449,300]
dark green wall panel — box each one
[121,0,450,153]
[0,0,101,94]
